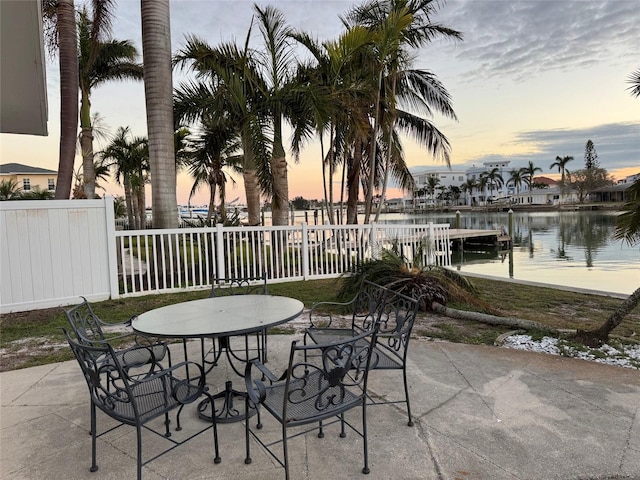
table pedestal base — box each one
[198,380,257,424]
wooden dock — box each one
[449,229,512,250]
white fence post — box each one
[301,222,309,280]
[103,196,120,299]
[215,223,225,278]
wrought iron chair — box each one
[201,274,269,375]
[64,329,221,480]
[64,296,170,370]
[305,281,423,426]
[244,328,379,480]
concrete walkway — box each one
[2,336,639,479]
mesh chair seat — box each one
[305,281,423,426]
[306,328,403,369]
[260,370,363,425]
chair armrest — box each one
[308,298,357,328]
[244,360,267,405]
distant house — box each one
[0,163,57,193]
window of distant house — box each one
[441,175,446,179]
[23,179,31,191]
[48,179,55,190]
[458,176,464,181]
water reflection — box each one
[378,210,639,295]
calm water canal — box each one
[379,210,639,296]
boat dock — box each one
[449,228,512,251]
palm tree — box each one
[174,36,271,226]
[43,0,78,199]
[77,1,143,199]
[101,126,149,229]
[550,155,573,204]
[521,161,542,203]
[426,176,440,206]
[140,0,178,229]
[252,5,297,226]
[0,179,23,200]
[483,167,504,203]
[460,178,476,206]
[627,68,640,98]
[183,119,243,224]
[343,0,462,222]
[507,168,524,202]
[476,175,488,205]
[291,27,377,225]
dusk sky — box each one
[1,0,638,205]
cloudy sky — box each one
[2,0,638,204]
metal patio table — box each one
[132,295,304,423]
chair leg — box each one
[136,424,143,480]
[282,424,291,480]
[163,412,171,437]
[90,402,98,473]
[402,367,414,426]
[244,395,252,465]
[175,404,185,431]
[362,401,370,474]
[317,420,324,438]
[339,413,346,438]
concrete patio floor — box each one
[2,336,639,479]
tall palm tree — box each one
[343,0,462,222]
[290,27,377,225]
[507,168,524,202]
[77,1,143,199]
[521,161,542,204]
[252,5,297,226]
[183,120,243,224]
[43,0,78,199]
[174,35,271,226]
[476,175,488,205]
[460,178,476,206]
[483,167,504,202]
[101,126,149,229]
[426,176,440,206]
[550,155,573,204]
[140,0,178,229]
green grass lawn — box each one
[1,277,637,371]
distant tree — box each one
[22,186,55,200]
[426,177,440,205]
[627,68,640,98]
[614,178,640,246]
[550,155,573,203]
[507,169,524,201]
[291,196,310,210]
[569,167,612,203]
[460,178,476,205]
[584,140,599,169]
[0,179,24,200]
[482,167,504,201]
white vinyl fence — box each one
[0,198,118,313]
[1,198,450,312]
[115,222,451,296]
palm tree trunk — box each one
[140,0,178,230]
[240,131,261,226]
[54,0,78,200]
[364,70,384,224]
[123,175,135,228]
[270,117,289,226]
[346,140,363,224]
[375,72,398,222]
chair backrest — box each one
[372,288,423,365]
[209,274,268,298]
[64,297,107,344]
[63,329,137,424]
[282,328,377,423]
[348,279,390,332]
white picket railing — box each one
[115,222,451,296]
